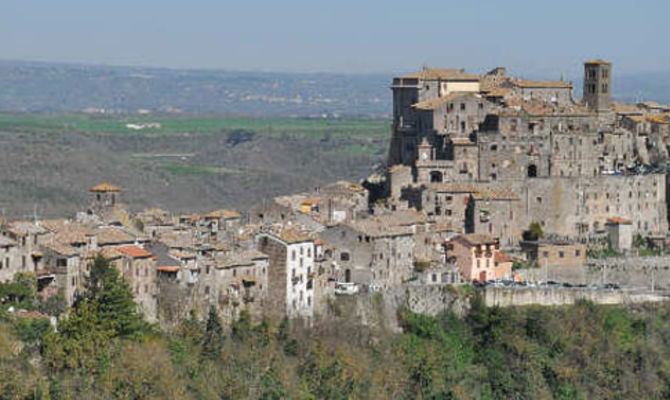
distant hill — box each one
[0,60,668,116]
[0,60,391,117]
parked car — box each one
[368,284,382,293]
[334,282,359,295]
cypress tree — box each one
[202,305,224,359]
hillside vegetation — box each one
[0,113,389,218]
[2,260,670,399]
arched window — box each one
[527,164,538,178]
[430,171,443,183]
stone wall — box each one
[319,284,471,333]
[520,256,670,291]
[483,287,668,307]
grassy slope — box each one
[0,113,390,218]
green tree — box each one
[0,273,37,310]
[202,305,224,360]
[42,299,112,371]
[231,310,253,342]
[85,254,145,338]
[522,222,544,241]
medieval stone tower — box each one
[583,59,612,112]
[88,182,121,217]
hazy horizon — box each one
[1,0,668,77]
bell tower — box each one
[583,59,611,112]
[88,182,121,217]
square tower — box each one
[583,59,612,112]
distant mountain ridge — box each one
[0,59,668,116]
[0,60,391,117]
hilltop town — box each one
[3,59,670,328]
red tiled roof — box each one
[512,79,572,89]
[456,234,497,246]
[301,198,323,205]
[157,266,179,273]
[116,245,153,258]
[89,182,121,192]
[606,217,632,225]
[584,59,611,65]
[494,251,512,263]
[399,68,480,81]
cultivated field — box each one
[0,113,390,218]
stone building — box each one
[256,229,315,322]
[389,68,481,165]
[0,235,21,283]
[605,217,634,253]
[317,210,423,289]
[197,249,269,325]
[387,59,669,248]
[521,239,587,269]
[115,245,158,322]
[448,234,511,282]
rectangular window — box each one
[559,251,565,258]
[542,251,549,258]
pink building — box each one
[449,234,512,282]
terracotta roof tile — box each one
[204,209,241,219]
[412,92,480,110]
[584,59,611,65]
[512,79,572,89]
[606,217,632,225]
[494,251,512,263]
[89,182,121,192]
[301,198,323,206]
[95,227,135,245]
[116,245,153,258]
[43,241,79,256]
[399,68,479,81]
[456,234,497,246]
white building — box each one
[256,229,315,322]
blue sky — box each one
[0,0,667,76]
